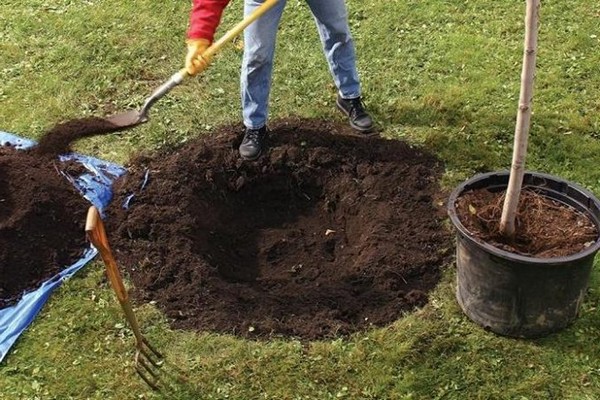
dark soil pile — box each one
[107,118,452,340]
[0,146,89,308]
[455,188,599,257]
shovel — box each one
[106,0,280,131]
[85,206,164,390]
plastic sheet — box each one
[0,131,125,362]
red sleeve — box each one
[187,0,231,42]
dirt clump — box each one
[0,146,89,308]
[106,118,452,340]
[33,117,126,157]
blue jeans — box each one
[242,0,362,129]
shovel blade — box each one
[104,110,147,130]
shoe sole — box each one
[336,99,378,137]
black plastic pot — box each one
[447,171,600,338]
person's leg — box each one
[305,0,359,99]
[305,0,373,133]
[241,0,286,130]
[239,0,286,160]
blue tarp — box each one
[0,131,126,363]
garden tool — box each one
[105,0,280,131]
[85,206,163,391]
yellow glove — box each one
[185,38,211,76]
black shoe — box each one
[239,126,267,160]
[336,95,374,133]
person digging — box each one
[186,0,374,161]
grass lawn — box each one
[2,0,600,398]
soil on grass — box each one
[0,146,89,308]
[455,188,599,258]
[106,118,453,340]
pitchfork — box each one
[85,206,163,390]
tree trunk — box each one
[499,0,540,238]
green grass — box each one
[2,0,600,398]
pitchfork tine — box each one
[137,368,161,391]
[142,337,163,359]
[138,345,162,368]
[85,206,164,391]
[137,356,161,379]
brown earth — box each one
[3,112,597,338]
[455,188,599,257]
[0,113,127,309]
[106,118,453,340]
[0,146,89,308]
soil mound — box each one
[0,146,89,308]
[107,118,452,340]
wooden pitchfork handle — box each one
[85,206,146,347]
[85,206,163,390]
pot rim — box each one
[447,170,600,264]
